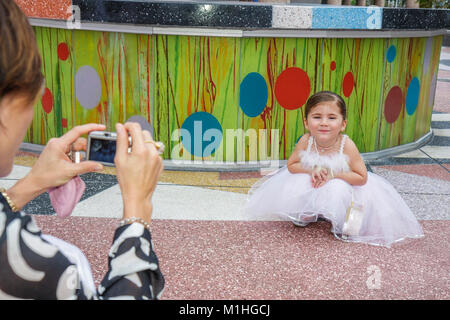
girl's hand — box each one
[314,174,331,188]
[114,122,163,224]
[6,124,106,210]
[311,167,331,188]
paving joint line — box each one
[419,148,450,173]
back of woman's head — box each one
[304,91,347,120]
[0,0,43,105]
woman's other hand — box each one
[114,122,163,224]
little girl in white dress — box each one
[246,91,424,247]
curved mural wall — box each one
[27,26,442,162]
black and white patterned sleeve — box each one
[97,222,165,300]
[0,195,164,300]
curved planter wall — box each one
[20,1,448,164]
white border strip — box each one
[152,27,243,38]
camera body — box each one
[86,131,131,167]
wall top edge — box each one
[20,0,449,31]
[29,18,448,39]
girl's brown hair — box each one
[304,91,347,120]
[0,0,43,105]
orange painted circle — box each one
[57,43,69,61]
[41,88,53,114]
[274,67,311,110]
[330,61,336,71]
[342,72,354,98]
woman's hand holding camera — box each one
[6,124,106,211]
[114,122,163,224]
[5,120,163,222]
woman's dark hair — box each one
[304,91,347,120]
[0,0,43,105]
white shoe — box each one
[290,218,310,227]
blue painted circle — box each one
[239,72,268,117]
[386,45,396,63]
[405,77,420,115]
[180,112,223,157]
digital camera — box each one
[86,131,131,167]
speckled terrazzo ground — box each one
[4,47,449,300]
[33,216,449,299]
[10,137,450,299]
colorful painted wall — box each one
[27,26,442,161]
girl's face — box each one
[304,101,347,143]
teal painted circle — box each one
[239,72,268,117]
[405,77,420,115]
[180,112,223,157]
[386,45,396,63]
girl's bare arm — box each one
[334,138,368,186]
[287,134,313,175]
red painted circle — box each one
[342,72,354,97]
[57,43,69,61]
[384,86,403,124]
[41,88,53,114]
[274,67,311,110]
[62,118,68,128]
[330,61,336,71]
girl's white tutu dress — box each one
[246,135,424,247]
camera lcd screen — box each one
[88,137,116,165]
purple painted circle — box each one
[126,115,153,136]
[422,37,433,76]
[75,65,102,110]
